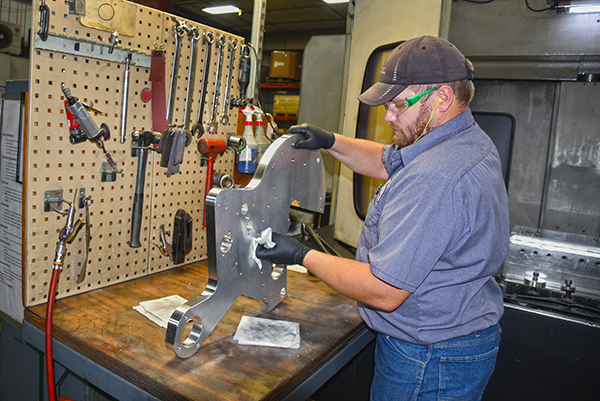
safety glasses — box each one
[383,87,439,116]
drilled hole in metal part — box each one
[181,316,202,347]
[271,263,284,280]
[246,220,253,233]
[220,235,233,253]
[316,157,321,163]
[241,203,248,215]
[280,287,286,298]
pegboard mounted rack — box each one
[24,0,244,307]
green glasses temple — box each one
[405,87,439,107]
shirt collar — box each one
[388,108,475,175]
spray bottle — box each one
[253,106,270,162]
[237,106,257,174]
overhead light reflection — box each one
[202,5,242,15]
[567,4,600,13]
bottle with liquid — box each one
[253,107,270,162]
[237,106,257,174]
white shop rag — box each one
[133,294,187,328]
[233,316,301,349]
[251,227,276,269]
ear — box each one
[436,85,454,112]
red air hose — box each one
[45,190,80,401]
[45,264,61,401]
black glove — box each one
[255,232,312,266]
[288,123,335,150]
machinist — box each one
[256,36,509,400]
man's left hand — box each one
[255,232,312,266]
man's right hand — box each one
[288,123,336,150]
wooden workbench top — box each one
[25,260,367,401]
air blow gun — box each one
[61,83,122,174]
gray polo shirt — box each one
[357,109,509,345]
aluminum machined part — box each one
[503,225,600,297]
[165,134,326,358]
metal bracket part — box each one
[34,33,150,68]
[165,134,326,358]
[101,162,117,182]
[77,0,136,36]
[44,190,64,213]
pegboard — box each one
[24,0,243,306]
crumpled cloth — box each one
[233,316,301,349]
[166,129,187,177]
[251,227,276,269]
[133,294,187,328]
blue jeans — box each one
[370,324,501,401]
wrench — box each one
[220,38,238,126]
[191,31,214,138]
[207,34,227,135]
[166,17,187,127]
[183,27,200,131]
[119,53,132,144]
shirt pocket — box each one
[363,183,387,248]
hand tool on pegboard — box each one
[231,44,252,108]
[207,34,227,135]
[61,83,123,177]
[166,17,187,127]
[198,135,245,227]
[154,212,193,264]
[191,31,214,138]
[183,27,200,131]
[37,0,49,41]
[130,130,162,248]
[158,17,195,177]
[155,224,173,260]
[76,190,93,283]
[220,37,238,126]
[149,44,168,134]
[119,53,132,144]
[172,209,193,264]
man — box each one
[256,36,509,400]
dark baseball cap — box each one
[358,36,473,106]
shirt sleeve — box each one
[367,164,459,293]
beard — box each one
[390,101,435,148]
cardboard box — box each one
[269,51,302,81]
[273,94,300,116]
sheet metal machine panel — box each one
[166,134,326,358]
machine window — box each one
[354,43,399,220]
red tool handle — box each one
[198,138,227,227]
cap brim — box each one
[358,81,408,106]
